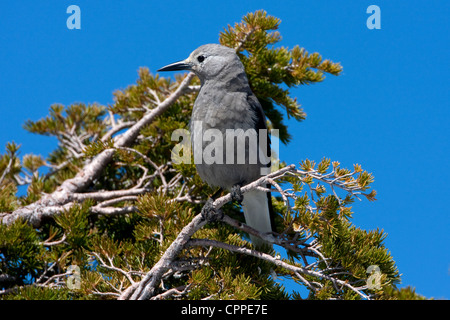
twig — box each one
[187,238,370,300]
[41,234,67,247]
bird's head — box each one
[158,44,243,83]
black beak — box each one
[157,60,191,72]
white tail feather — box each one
[241,189,272,248]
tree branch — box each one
[186,238,370,300]
[1,73,195,227]
[119,214,207,300]
[118,163,377,300]
[119,165,296,300]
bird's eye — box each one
[197,55,205,63]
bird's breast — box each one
[191,90,255,130]
[189,89,265,189]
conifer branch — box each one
[186,238,371,300]
[119,166,296,300]
[113,73,195,148]
[121,215,207,300]
[0,73,195,227]
[119,162,382,300]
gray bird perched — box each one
[158,44,274,247]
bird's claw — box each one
[230,184,244,204]
[201,198,223,223]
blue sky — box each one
[0,1,449,299]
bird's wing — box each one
[242,92,276,247]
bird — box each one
[158,44,274,247]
